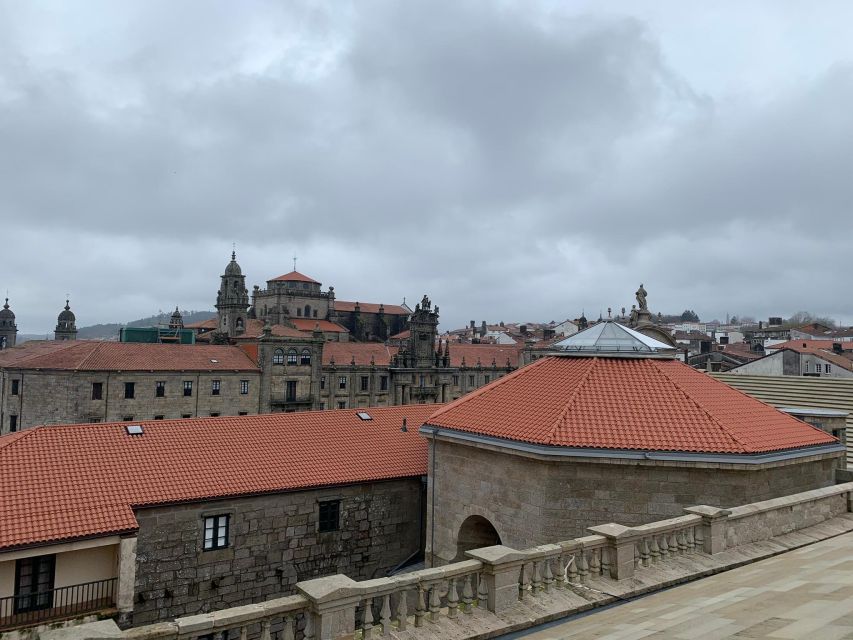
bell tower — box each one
[407,294,439,368]
[216,251,250,338]
[0,298,17,349]
[54,299,78,341]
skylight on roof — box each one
[125,425,144,436]
[356,412,372,421]
[210,359,219,363]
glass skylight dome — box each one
[553,321,675,355]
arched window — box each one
[273,349,284,365]
[287,349,298,365]
[300,349,312,365]
[236,318,243,329]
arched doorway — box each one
[454,515,501,561]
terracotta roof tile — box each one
[0,405,437,551]
[0,341,259,372]
[269,271,320,284]
[290,318,349,333]
[323,343,398,366]
[334,301,409,315]
[449,344,522,368]
[426,357,836,454]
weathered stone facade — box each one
[0,369,260,432]
[425,437,841,564]
[131,478,424,625]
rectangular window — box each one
[181,413,192,419]
[337,401,346,409]
[124,382,135,399]
[320,376,326,390]
[339,376,347,390]
[286,380,297,402]
[468,375,475,386]
[484,375,490,384]
[380,375,388,391]
[287,351,298,365]
[238,411,248,416]
[123,415,134,422]
[9,415,17,433]
[11,379,19,395]
[210,412,220,417]
[203,515,229,550]
[240,380,249,394]
[13,554,55,614]
[211,380,221,396]
[452,375,459,386]
[804,362,810,373]
[360,376,369,392]
[91,382,103,400]
[826,364,832,374]
[155,381,165,398]
[318,500,341,533]
[183,381,193,397]
[154,415,164,420]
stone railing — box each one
[45,482,853,640]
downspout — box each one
[430,428,439,567]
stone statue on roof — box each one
[635,283,648,311]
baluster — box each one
[363,598,375,637]
[554,555,566,588]
[659,534,669,558]
[669,532,678,555]
[649,535,660,563]
[686,526,695,553]
[240,626,248,640]
[447,578,459,619]
[282,617,295,640]
[694,525,704,553]
[429,583,441,621]
[477,573,488,608]
[397,589,409,630]
[601,548,611,578]
[260,619,271,640]
[415,585,427,626]
[641,537,651,567]
[531,560,542,595]
[304,610,315,640]
[567,554,579,583]
[462,574,474,612]
[380,594,393,635]
[634,542,641,569]
[577,551,589,583]
[518,563,530,600]
[590,548,601,576]
[543,558,554,592]
[677,529,687,554]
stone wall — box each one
[131,478,424,626]
[1,369,260,432]
[426,437,841,564]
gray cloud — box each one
[2,1,853,332]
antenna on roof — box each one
[293,255,298,271]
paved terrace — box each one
[513,531,853,639]
[37,483,853,640]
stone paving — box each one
[513,531,853,639]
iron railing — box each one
[0,577,117,630]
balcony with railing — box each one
[0,578,117,631]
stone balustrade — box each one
[45,482,853,640]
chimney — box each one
[470,320,476,330]
[480,321,487,337]
[833,342,843,355]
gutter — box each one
[419,424,845,466]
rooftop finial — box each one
[3,297,8,310]
[231,243,236,261]
[293,255,297,271]
[65,297,70,311]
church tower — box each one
[0,298,18,349]
[216,251,250,338]
[54,299,78,341]
[407,294,440,368]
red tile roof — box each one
[323,343,398,366]
[334,300,409,315]
[290,318,349,333]
[450,344,522,368]
[0,405,438,551]
[770,340,853,352]
[426,356,837,454]
[269,271,320,284]
[0,341,259,372]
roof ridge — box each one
[0,427,41,452]
[428,357,551,422]
[650,360,748,452]
[545,357,599,445]
[75,341,107,370]
[9,340,82,367]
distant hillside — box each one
[18,310,216,343]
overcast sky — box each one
[3,1,853,333]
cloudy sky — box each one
[3,1,853,333]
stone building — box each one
[0,405,436,627]
[420,321,844,564]
[0,341,260,433]
[0,298,17,350]
[54,299,78,341]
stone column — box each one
[587,524,636,580]
[116,536,138,626]
[465,546,527,614]
[684,506,731,554]
[297,575,359,640]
